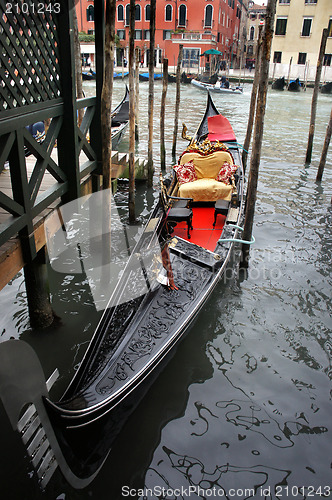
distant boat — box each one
[139,72,162,81]
[114,72,129,79]
[272,76,285,90]
[82,69,96,80]
[288,78,301,92]
[191,78,243,95]
[181,72,194,84]
[321,82,332,94]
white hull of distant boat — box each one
[191,78,243,94]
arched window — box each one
[135,4,141,21]
[178,4,186,27]
[145,4,150,21]
[117,4,124,22]
[87,5,94,21]
[250,26,255,40]
[205,5,213,28]
[165,4,172,22]
[125,4,130,25]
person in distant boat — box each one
[224,78,230,88]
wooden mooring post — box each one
[147,0,156,187]
[172,44,183,163]
[305,28,328,165]
[135,47,140,142]
[101,0,115,190]
[128,0,136,222]
[241,0,277,267]
[316,106,332,183]
[24,247,54,329]
[242,25,263,171]
[160,58,169,171]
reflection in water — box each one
[0,82,331,498]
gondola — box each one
[181,72,194,84]
[111,86,129,148]
[320,82,332,94]
[288,78,301,92]
[139,72,162,81]
[191,78,243,94]
[271,76,285,90]
[82,69,96,81]
[0,94,249,488]
[45,91,246,462]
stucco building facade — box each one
[270,0,332,81]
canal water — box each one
[0,80,331,499]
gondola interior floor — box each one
[172,206,225,252]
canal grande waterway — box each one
[0,81,331,499]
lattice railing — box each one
[0,1,101,265]
[0,0,61,111]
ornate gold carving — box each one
[182,138,228,156]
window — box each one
[117,5,124,21]
[273,51,282,63]
[279,0,290,4]
[135,30,142,40]
[250,26,254,40]
[182,49,200,69]
[323,54,331,66]
[178,5,187,27]
[298,52,307,64]
[117,30,126,40]
[205,5,213,28]
[247,45,253,56]
[302,18,312,36]
[145,5,150,21]
[125,5,130,26]
[304,0,317,4]
[163,30,172,40]
[86,5,94,21]
[135,5,141,21]
[165,4,172,22]
[328,18,332,37]
[275,17,287,35]
[144,30,150,40]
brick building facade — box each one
[76,0,245,71]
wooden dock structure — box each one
[0,149,147,292]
